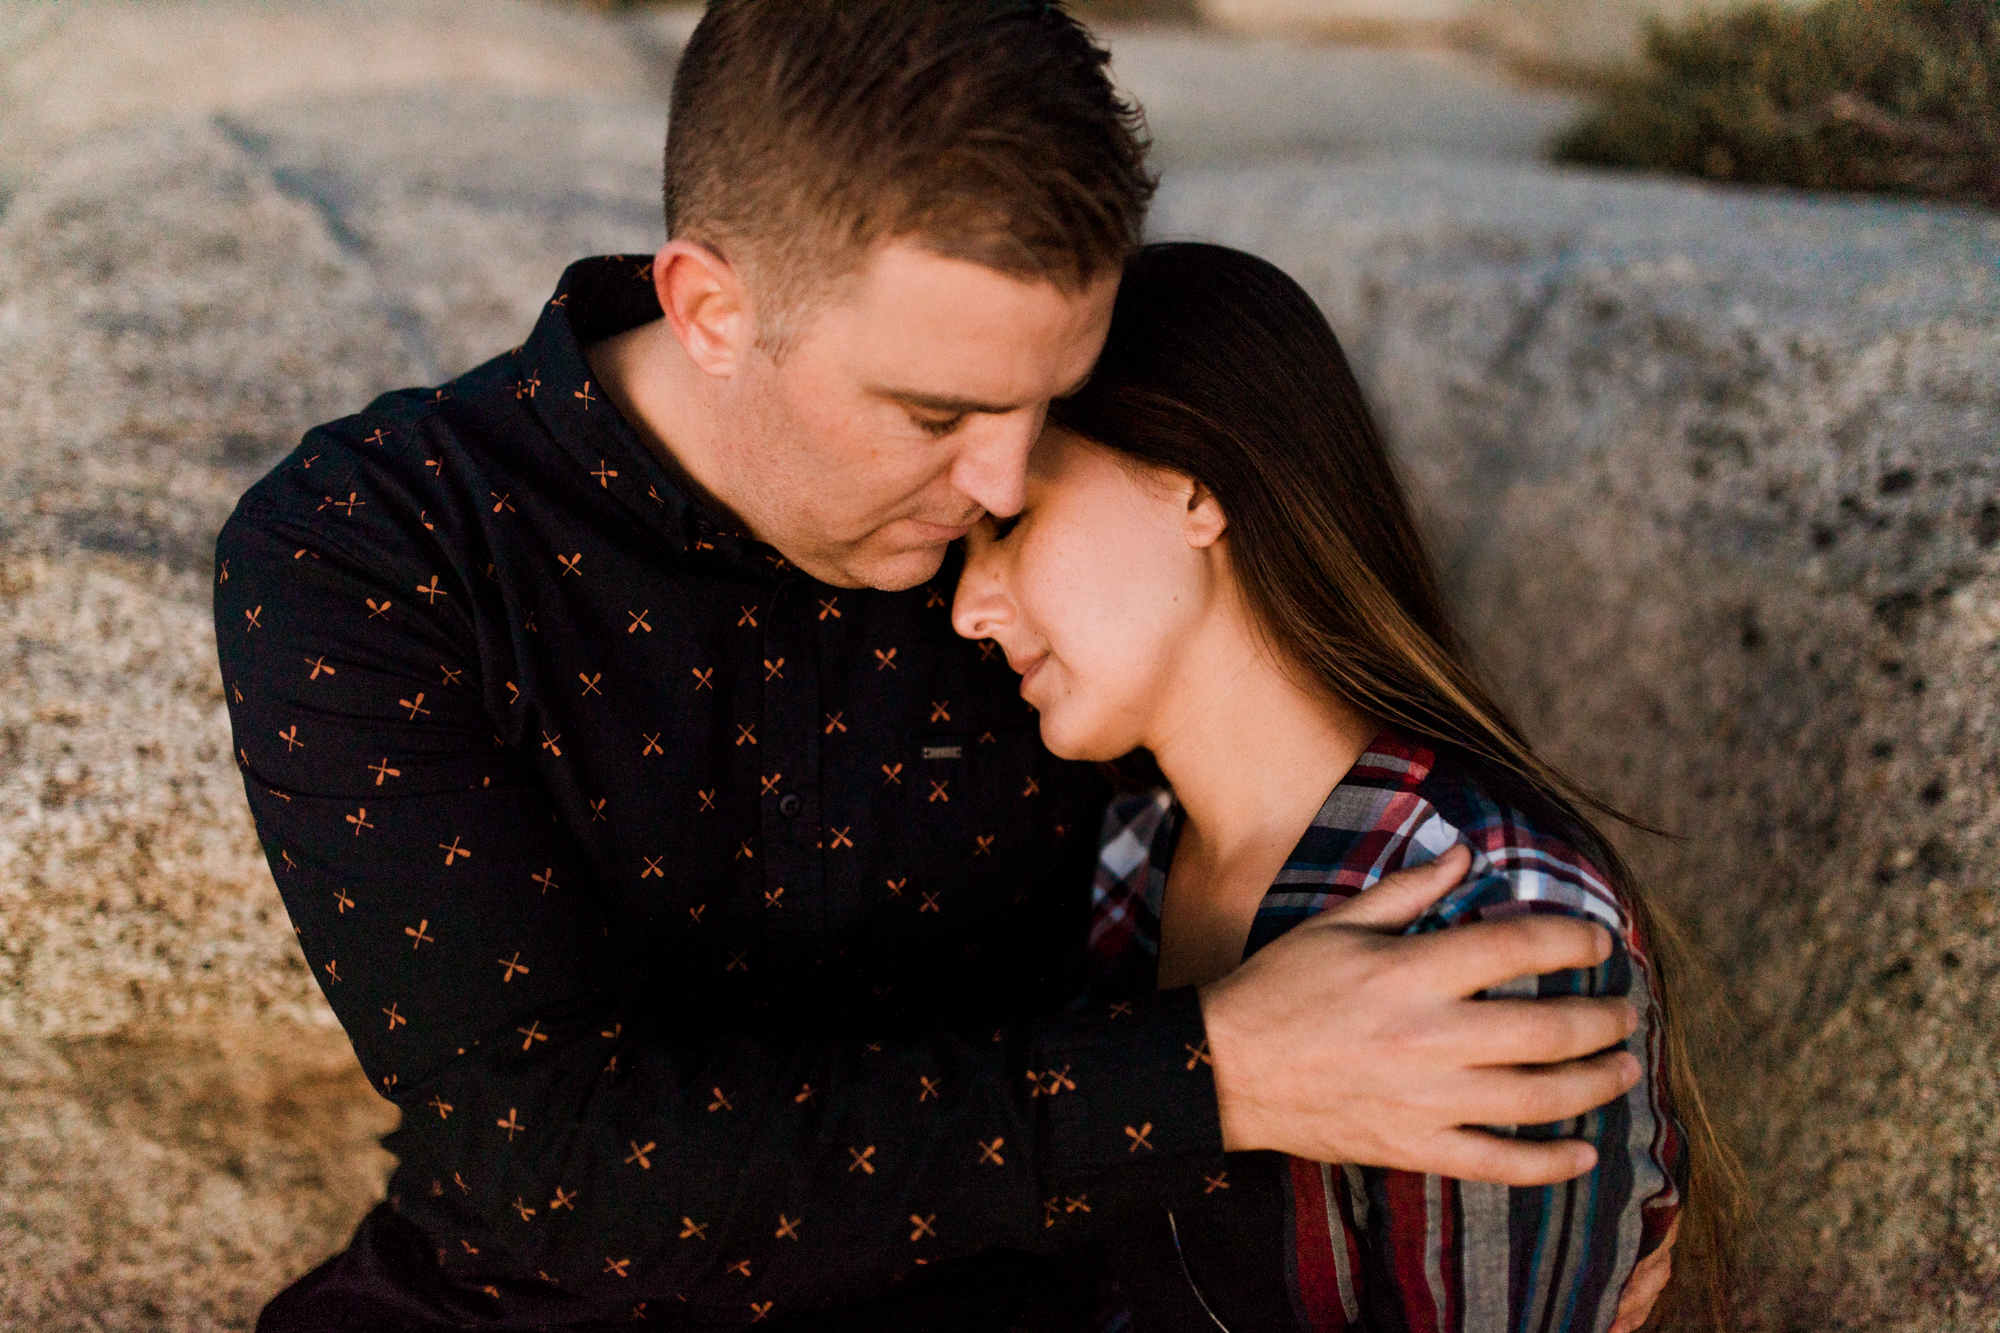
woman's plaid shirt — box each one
[1087,731,1686,1333]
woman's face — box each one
[952,426,1222,761]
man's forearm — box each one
[380,986,1222,1310]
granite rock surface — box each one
[1,1,1994,1328]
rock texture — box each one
[1194,0,1815,68]
[1108,35,1580,167]
[1153,163,2000,1329]
[1,0,1994,1328]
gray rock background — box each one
[1,2,1994,1329]
[1198,0,1798,68]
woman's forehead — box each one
[1025,422,1090,481]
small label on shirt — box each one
[921,745,963,761]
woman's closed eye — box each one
[987,512,1022,541]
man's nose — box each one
[950,543,1012,643]
[948,407,1041,519]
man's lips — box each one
[901,517,975,543]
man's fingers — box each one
[1608,1254,1671,1333]
[1421,1127,1599,1187]
[1453,1050,1641,1128]
[1402,913,1615,996]
[1435,995,1639,1067]
[1320,843,1471,930]
[1609,1217,1678,1333]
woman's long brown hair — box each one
[1051,242,1740,1329]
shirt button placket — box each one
[760,578,824,948]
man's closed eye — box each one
[914,412,968,439]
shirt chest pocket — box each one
[880,724,1054,886]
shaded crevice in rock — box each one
[203,88,667,380]
[213,112,441,383]
[264,163,376,258]
[58,511,221,578]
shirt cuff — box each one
[1032,986,1225,1210]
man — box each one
[216,3,1656,1328]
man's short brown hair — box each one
[665,0,1153,332]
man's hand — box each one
[1199,844,1641,1185]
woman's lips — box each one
[1014,652,1049,694]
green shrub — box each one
[1553,0,2000,208]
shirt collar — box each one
[1131,728,1430,931]
[514,254,737,559]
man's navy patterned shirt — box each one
[215,256,1223,1329]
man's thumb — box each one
[1323,842,1472,931]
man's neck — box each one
[583,319,756,538]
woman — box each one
[951,244,1731,1332]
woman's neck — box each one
[1148,611,1377,876]
[1146,599,1378,989]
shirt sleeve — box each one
[1288,841,1685,1333]
[213,434,1224,1321]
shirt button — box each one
[778,793,802,818]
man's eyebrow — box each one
[873,372,1092,417]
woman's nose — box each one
[950,544,1012,643]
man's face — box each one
[725,241,1119,591]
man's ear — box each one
[652,239,757,378]
[1184,481,1228,549]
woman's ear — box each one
[653,239,756,378]
[1183,481,1228,549]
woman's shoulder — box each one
[1388,738,1627,937]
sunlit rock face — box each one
[3,3,1994,1329]
[1154,162,2000,1331]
